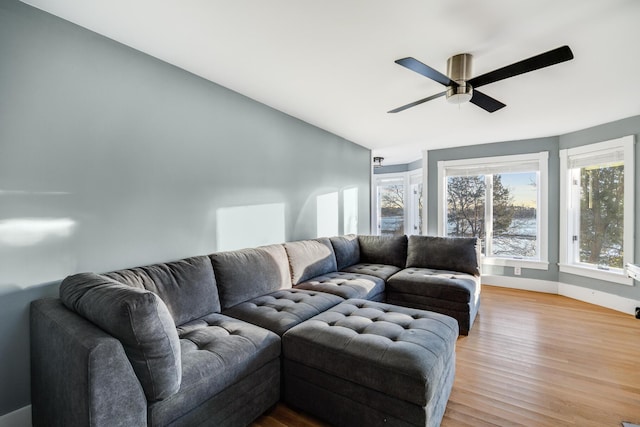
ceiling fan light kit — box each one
[389,45,574,113]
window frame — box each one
[408,172,424,235]
[437,152,549,270]
[559,135,635,285]
[372,169,423,236]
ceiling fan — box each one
[388,45,574,114]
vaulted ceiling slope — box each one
[21,0,640,164]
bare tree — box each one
[446,176,486,237]
[380,184,404,235]
[381,184,404,213]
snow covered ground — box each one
[492,218,537,257]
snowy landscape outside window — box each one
[438,152,548,268]
[377,178,405,236]
[575,162,624,268]
[446,172,538,258]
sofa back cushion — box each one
[329,235,360,270]
[105,256,219,326]
[60,273,181,402]
[358,235,408,268]
[284,238,338,285]
[406,235,481,276]
[210,244,292,310]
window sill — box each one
[482,257,549,270]
[558,264,634,286]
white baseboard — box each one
[0,405,30,427]
[558,283,640,316]
[482,275,559,294]
[483,275,640,316]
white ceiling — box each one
[22,0,640,164]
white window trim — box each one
[559,135,635,286]
[408,170,423,235]
[372,171,405,235]
[482,258,549,270]
[437,151,549,270]
[422,151,429,236]
[372,169,423,236]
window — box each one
[376,176,405,236]
[373,170,423,236]
[559,136,635,285]
[438,152,548,269]
[409,174,423,235]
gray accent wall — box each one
[0,0,370,416]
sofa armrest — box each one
[31,298,147,427]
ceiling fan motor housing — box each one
[446,53,473,103]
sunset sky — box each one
[501,172,538,208]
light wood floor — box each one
[252,285,640,427]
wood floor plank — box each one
[251,285,640,426]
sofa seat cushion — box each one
[284,238,338,285]
[210,244,292,310]
[340,263,401,281]
[150,314,280,425]
[222,289,343,336]
[104,255,220,326]
[295,271,385,300]
[283,299,458,407]
[387,268,480,304]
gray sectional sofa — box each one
[31,234,481,427]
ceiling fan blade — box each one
[468,45,574,88]
[388,91,447,113]
[395,57,456,87]
[470,90,506,113]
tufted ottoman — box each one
[282,299,458,427]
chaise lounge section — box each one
[386,235,481,335]
[30,234,481,426]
